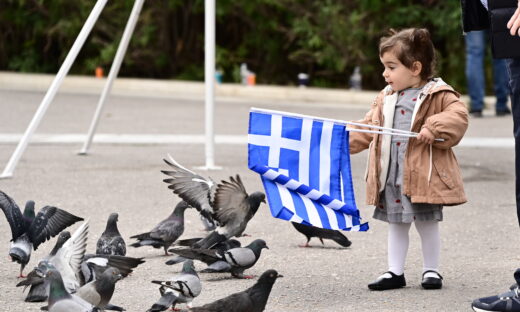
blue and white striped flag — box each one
[248,108,368,231]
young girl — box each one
[349,28,468,290]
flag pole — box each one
[250,107,444,141]
[250,107,416,135]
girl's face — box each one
[380,51,425,91]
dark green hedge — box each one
[0,0,474,91]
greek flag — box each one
[248,108,368,231]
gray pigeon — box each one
[166,238,241,273]
[192,176,265,249]
[170,239,268,279]
[291,222,352,248]
[75,267,123,310]
[96,213,126,256]
[147,260,201,311]
[16,222,89,302]
[129,201,190,255]
[45,269,98,312]
[0,190,83,277]
[188,269,282,312]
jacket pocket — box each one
[433,161,455,190]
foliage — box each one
[0,0,469,90]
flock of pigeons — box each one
[0,155,353,312]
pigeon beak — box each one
[117,274,123,280]
[265,246,269,250]
[262,199,266,203]
[278,274,284,278]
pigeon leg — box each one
[163,246,170,256]
[242,275,256,279]
[240,233,252,237]
[298,238,311,248]
[18,266,26,278]
[319,238,325,245]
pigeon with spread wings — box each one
[192,175,266,249]
[0,190,83,277]
[162,154,217,230]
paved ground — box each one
[0,87,518,311]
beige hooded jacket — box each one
[349,78,468,206]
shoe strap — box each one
[423,270,443,280]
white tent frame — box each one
[0,0,218,178]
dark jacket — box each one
[461,0,520,58]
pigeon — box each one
[147,260,201,311]
[15,261,52,302]
[45,269,98,312]
[192,176,265,249]
[161,155,217,228]
[188,269,283,312]
[96,213,126,256]
[170,239,268,279]
[16,221,89,301]
[166,238,241,273]
[291,222,352,248]
[0,190,83,277]
[129,201,190,255]
[19,252,144,304]
[75,267,123,310]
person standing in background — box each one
[461,0,520,310]
[465,29,511,117]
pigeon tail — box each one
[130,232,151,240]
[165,256,187,265]
[192,232,227,249]
[104,303,126,311]
[147,291,178,312]
[330,232,352,247]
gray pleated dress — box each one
[373,87,443,224]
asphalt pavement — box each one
[0,75,518,312]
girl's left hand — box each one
[416,127,435,144]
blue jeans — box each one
[507,58,520,225]
[465,30,510,112]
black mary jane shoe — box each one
[368,271,406,291]
[421,270,443,289]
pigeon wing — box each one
[28,206,84,250]
[55,221,89,291]
[168,247,220,264]
[0,190,26,240]
[213,175,248,226]
[162,155,214,217]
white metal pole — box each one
[79,0,145,155]
[203,0,217,169]
[0,0,108,179]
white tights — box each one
[387,221,440,276]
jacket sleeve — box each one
[349,91,383,154]
[421,91,469,149]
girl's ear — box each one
[412,61,423,77]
